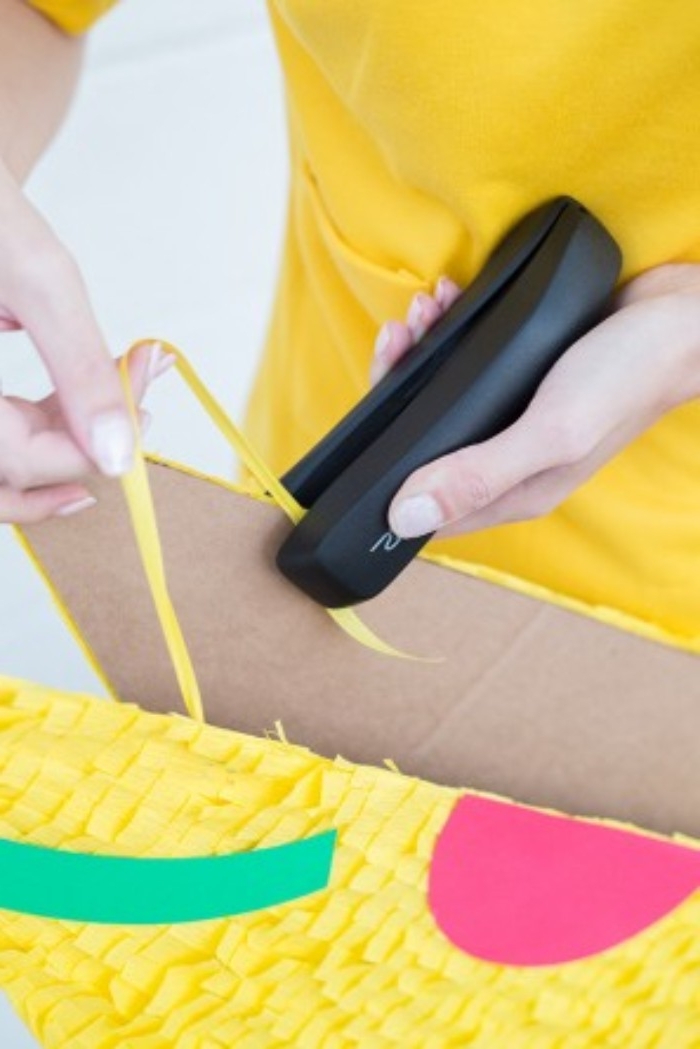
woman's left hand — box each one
[369,265,700,539]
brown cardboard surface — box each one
[21,460,700,838]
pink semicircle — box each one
[428,795,700,966]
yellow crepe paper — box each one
[1,679,700,1047]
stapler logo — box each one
[370,531,402,553]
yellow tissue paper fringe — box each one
[1,680,700,1048]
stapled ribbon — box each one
[118,340,434,723]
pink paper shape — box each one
[428,795,700,966]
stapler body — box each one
[276,197,622,608]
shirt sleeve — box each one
[25,0,118,34]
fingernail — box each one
[147,342,176,384]
[370,323,392,385]
[375,322,392,359]
[54,495,97,518]
[435,277,451,307]
[407,294,428,340]
[90,412,134,477]
[407,295,424,331]
[391,494,443,538]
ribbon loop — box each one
[119,340,433,721]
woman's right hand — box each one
[0,157,168,524]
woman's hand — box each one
[370,264,700,539]
[0,158,168,524]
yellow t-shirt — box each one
[29,0,700,644]
[27,0,116,34]
[245,0,700,642]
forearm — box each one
[0,0,83,181]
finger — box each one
[0,344,162,489]
[0,406,152,490]
[388,419,557,539]
[406,291,443,340]
[38,339,174,430]
[0,402,152,489]
[370,281,457,387]
[0,178,134,476]
[370,320,413,386]
[10,250,154,478]
[0,394,97,488]
[435,466,575,537]
[122,339,176,404]
[0,482,96,525]
[436,412,650,537]
[435,276,462,310]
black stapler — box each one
[276,196,622,608]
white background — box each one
[0,2,287,1043]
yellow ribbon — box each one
[118,341,433,722]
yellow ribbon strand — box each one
[328,608,439,662]
[119,340,434,721]
[152,343,306,526]
[144,342,435,664]
[118,354,204,721]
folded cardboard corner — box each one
[21,458,700,838]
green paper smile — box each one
[0,832,336,924]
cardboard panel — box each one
[22,460,700,837]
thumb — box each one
[388,421,554,539]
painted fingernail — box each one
[147,342,177,384]
[391,494,443,538]
[408,294,432,341]
[90,412,134,477]
[375,321,392,358]
[407,295,425,336]
[54,495,97,518]
[435,276,451,307]
[370,324,393,384]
